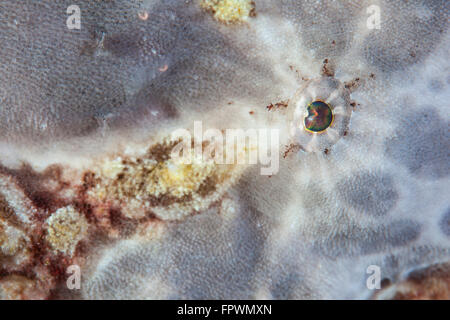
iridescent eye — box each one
[289,77,353,153]
[304,100,333,133]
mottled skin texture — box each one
[0,0,449,299]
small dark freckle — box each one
[369,73,376,79]
[350,102,356,107]
[249,1,257,17]
[344,78,360,90]
[321,59,334,77]
[343,130,348,136]
[249,111,254,115]
[410,51,416,58]
[331,40,336,45]
[82,171,96,190]
[324,148,329,155]
[228,102,233,105]
[381,278,391,288]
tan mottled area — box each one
[0,275,47,300]
[0,219,30,267]
[0,220,28,257]
[376,263,450,300]
[0,193,32,269]
[0,0,448,300]
[88,139,242,220]
[45,206,89,256]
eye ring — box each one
[289,77,353,153]
[303,99,334,134]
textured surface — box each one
[0,0,449,299]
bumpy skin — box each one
[0,0,449,299]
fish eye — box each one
[304,100,333,133]
[289,77,353,153]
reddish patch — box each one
[267,101,289,111]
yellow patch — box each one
[201,0,255,23]
[88,138,243,220]
[45,206,88,256]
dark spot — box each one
[428,79,444,92]
[270,273,300,299]
[385,108,450,178]
[439,208,450,237]
[337,171,398,216]
[381,278,391,288]
[314,220,421,258]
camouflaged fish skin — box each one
[0,0,449,299]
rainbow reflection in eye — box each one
[304,100,333,133]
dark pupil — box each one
[304,100,333,132]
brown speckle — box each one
[249,1,257,17]
[374,263,450,300]
[321,58,335,77]
[267,101,289,111]
[283,143,302,158]
[344,77,361,91]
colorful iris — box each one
[304,100,333,133]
